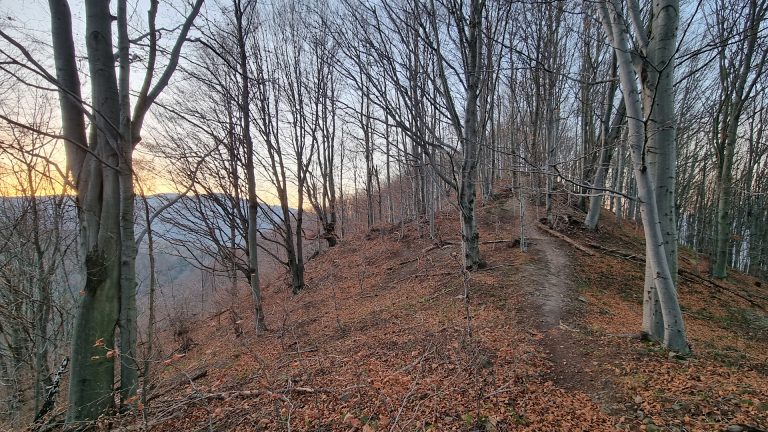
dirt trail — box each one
[504,198,606,394]
[528,234,571,330]
[503,198,573,330]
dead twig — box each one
[147,367,208,402]
[536,224,596,256]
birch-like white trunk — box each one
[639,0,680,340]
[599,0,689,354]
[584,65,624,230]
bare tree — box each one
[598,0,689,353]
[0,102,76,424]
[711,0,768,278]
[18,0,205,420]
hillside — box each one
[103,194,767,432]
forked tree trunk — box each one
[48,0,201,420]
[62,0,123,419]
[599,0,689,354]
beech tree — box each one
[711,0,768,279]
[41,0,202,421]
[149,3,267,331]
[340,0,508,269]
[598,0,689,353]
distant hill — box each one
[0,194,296,300]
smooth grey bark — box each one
[599,0,689,354]
[577,12,600,213]
[117,0,139,403]
[712,0,768,278]
[65,0,123,420]
[47,0,202,420]
[585,102,625,230]
[640,0,680,339]
[610,139,624,221]
[585,55,623,231]
[456,0,485,269]
[424,0,497,267]
[140,195,157,421]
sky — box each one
[0,0,335,207]
[0,0,210,197]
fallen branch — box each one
[679,270,766,312]
[536,224,596,256]
[392,257,419,268]
[208,308,233,321]
[286,348,319,355]
[582,240,766,312]
[117,411,186,431]
[387,243,457,270]
[148,367,208,402]
[34,356,69,422]
[584,241,643,262]
[481,239,514,245]
[197,386,335,402]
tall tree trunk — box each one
[64,0,123,419]
[585,56,622,230]
[712,0,768,278]
[47,0,201,419]
[458,0,485,269]
[236,0,266,333]
[31,195,51,413]
[600,0,689,354]
[641,0,680,340]
[140,195,157,419]
[117,0,139,403]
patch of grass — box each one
[506,408,529,426]
[574,275,591,292]
[692,308,715,321]
[712,307,768,340]
[711,348,748,369]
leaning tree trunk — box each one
[584,57,623,230]
[600,0,689,354]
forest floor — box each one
[88,190,767,432]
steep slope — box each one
[103,194,767,432]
